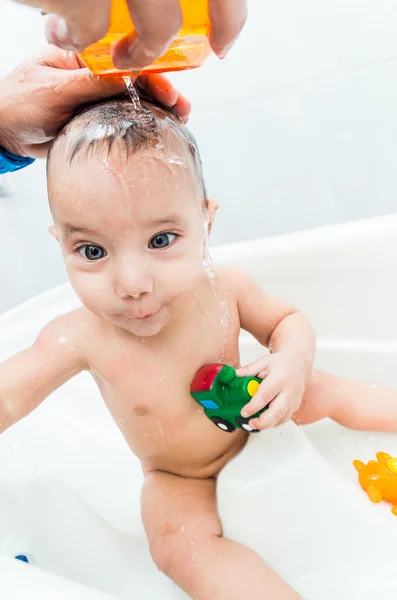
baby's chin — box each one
[106,309,171,338]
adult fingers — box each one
[41,0,111,52]
[208,0,247,58]
[54,68,126,106]
[112,0,182,72]
[136,74,192,118]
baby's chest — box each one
[91,302,241,418]
[91,355,202,434]
[95,339,238,421]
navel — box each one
[134,404,150,417]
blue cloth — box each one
[0,148,35,174]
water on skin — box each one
[112,326,122,351]
[167,154,188,168]
[53,71,80,94]
[202,220,230,363]
[108,79,230,377]
[123,76,190,169]
[194,290,222,347]
[100,139,228,365]
[123,76,164,150]
[156,419,168,452]
[94,156,131,212]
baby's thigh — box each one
[141,471,221,573]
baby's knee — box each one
[150,533,186,578]
[149,527,217,579]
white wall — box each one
[0,1,65,314]
[2,0,397,313]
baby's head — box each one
[47,95,217,337]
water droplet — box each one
[118,415,129,427]
[166,154,188,167]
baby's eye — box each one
[78,245,107,261]
[149,233,176,249]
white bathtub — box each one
[2,215,397,600]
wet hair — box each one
[47,91,207,200]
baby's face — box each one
[48,142,213,337]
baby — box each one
[1,95,397,600]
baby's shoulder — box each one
[39,307,98,350]
[213,265,256,295]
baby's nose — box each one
[116,279,153,300]
[114,260,153,299]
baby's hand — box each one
[236,351,307,430]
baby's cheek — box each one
[171,258,202,293]
[68,271,108,309]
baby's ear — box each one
[206,198,219,234]
[48,225,59,241]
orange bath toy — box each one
[353,452,397,515]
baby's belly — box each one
[105,390,248,478]
[138,426,248,479]
[92,326,245,478]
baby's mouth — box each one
[131,312,156,321]
[119,308,160,321]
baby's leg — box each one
[141,470,301,600]
[295,369,397,431]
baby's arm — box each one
[0,314,86,434]
[222,268,316,429]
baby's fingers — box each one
[249,393,289,430]
[236,356,271,379]
[241,376,281,418]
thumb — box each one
[37,45,83,70]
[60,69,128,106]
[44,4,110,53]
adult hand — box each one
[0,45,191,158]
[17,0,247,71]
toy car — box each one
[190,363,267,433]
